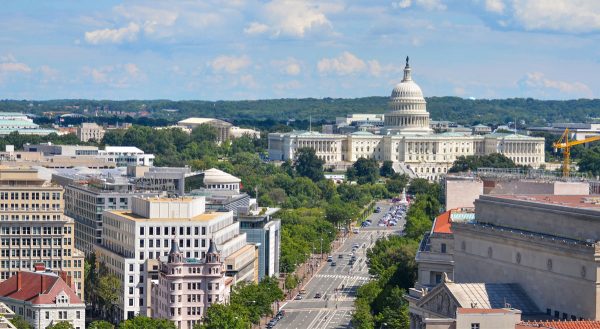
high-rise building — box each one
[0,168,85,299]
[94,195,256,322]
[54,166,199,256]
[237,207,281,280]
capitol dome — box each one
[384,57,431,135]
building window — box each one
[441,243,447,253]
[471,324,480,329]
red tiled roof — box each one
[0,271,82,305]
[433,210,452,234]
[458,308,516,314]
[516,321,600,329]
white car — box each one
[353,228,359,234]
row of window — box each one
[0,192,61,200]
[140,226,207,236]
[0,226,70,235]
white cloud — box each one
[0,55,32,83]
[244,22,269,35]
[249,0,332,38]
[272,58,302,76]
[84,63,145,88]
[416,0,446,11]
[210,55,251,74]
[368,60,383,77]
[484,0,505,13]
[391,0,446,11]
[490,0,600,33]
[39,65,59,83]
[392,0,412,9]
[85,22,141,44]
[318,52,366,76]
[0,62,32,74]
[521,72,592,97]
[274,80,302,90]
[239,74,259,89]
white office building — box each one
[94,196,256,322]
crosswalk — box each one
[316,274,371,280]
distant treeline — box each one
[3,97,600,126]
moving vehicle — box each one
[295,294,303,300]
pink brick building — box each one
[152,240,232,329]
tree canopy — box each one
[347,157,380,184]
[294,147,324,182]
[448,153,518,173]
[118,317,176,329]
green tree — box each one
[325,199,359,229]
[448,153,517,173]
[403,206,433,241]
[386,174,409,194]
[347,157,380,184]
[46,322,74,329]
[118,316,176,329]
[380,160,395,177]
[190,124,218,143]
[88,321,115,329]
[578,148,600,177]
[97,270,121,320]
[9,316,32,329]
[196,304,250,329]
[294,147,324,182]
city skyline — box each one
[0,0,599,101]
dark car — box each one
[331,261,337,266]
[315,292,322,298]
[338,254,344,259]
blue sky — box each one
[1,0,599,100]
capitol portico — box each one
[268,58,545,180]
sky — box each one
[1,0,599,101]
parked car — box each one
[331,261,337,266]
[338,254,344,259]
[314,292,322,298]
[327,255,333,262]
[295,294,303,300]
[353,227,359,234]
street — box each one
[274,201,403,329]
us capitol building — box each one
[268,59,545,180]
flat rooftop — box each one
[107,210,226,222]
[492,195,600,211]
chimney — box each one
[16,272,22,291]
[59,271,72,288]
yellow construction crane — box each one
[553,128,600,177]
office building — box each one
[0,168,84,299]
[451,194,600,320]
[77,123,105,142]
[98,146,154,167]
[94,196,256,322]
[237,207,281,280]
